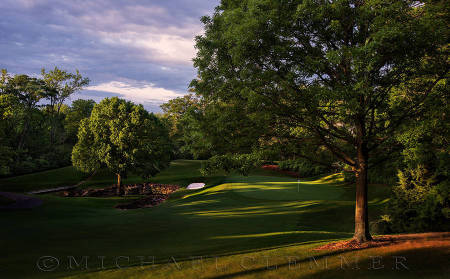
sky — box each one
[0,0,219,112]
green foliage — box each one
[343,162,399,185]
[161,94,270,160]
[41,67,90,146]
[0,68,90,176]
[380,166,450,233]
[72,97,171,180]
[192,0,449,239]
[192,0,448,169]
[201,153,262,176]
[278,159,330,178]
[64,99,96,144]
[41,67,90,113]
[160,94,205,158]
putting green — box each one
[226,174,346,201]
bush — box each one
[379,166,450,233]
[278,159,329,177]
[200,154,235,176]
[369,215,392,235]
[201,153,262,176]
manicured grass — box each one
[0,195,14,205]
[80,160,214,189]
[0,160,211,193]
[0,166,89,193]
[64,237,450,279]
[0,161,396,279]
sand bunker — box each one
[186,183,205,189]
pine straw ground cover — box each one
[314,232,450,251]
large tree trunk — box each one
[354,142,372,243]
[116,173,123,196]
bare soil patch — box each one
[314,232,450,251]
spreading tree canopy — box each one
[41,67,90,145]
[191,0,449,242]
[72,97,171,194]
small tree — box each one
[72,97,171,195]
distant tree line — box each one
[0,67,92,176]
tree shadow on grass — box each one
[204,243,450,279]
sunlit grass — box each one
[63,238,450,279]
[211,230,352,239]
[0,161,396,279]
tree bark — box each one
[353,142,372,243]
[116,173,123,196]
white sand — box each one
[186,183,205,190]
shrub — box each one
[278,159,329,177]
[379,166,450,233]
[201,153,262,176]
[370,215,392,235]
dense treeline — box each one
[0,67,92,176]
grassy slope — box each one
[64,238,450,279]
[79,160,216,189]
[0,166,89,192]
[0,160,209,193]
[0,195,14,205]
[0,160,400,279]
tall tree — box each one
[1,72,46,150]
[192,0,449,242]
[64,99,96,144]
[41,67,89,144]
[161,94,201,158]
[72,97,171,195]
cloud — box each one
[86,80,183,103]
[0,0,220,108]
[96,29,199,65]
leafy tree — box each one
[396,83,450,175]
[161,94,202,158]
[192,0,449,242]
[0,68,92,176]
[1,72,46,150]
[41,67,90,144]
[72,97,171,194]
[201,153,262,176]
[0,92,20,175]
[381,167,450,233]
[162,93,272,159]
[65,99,96,144]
